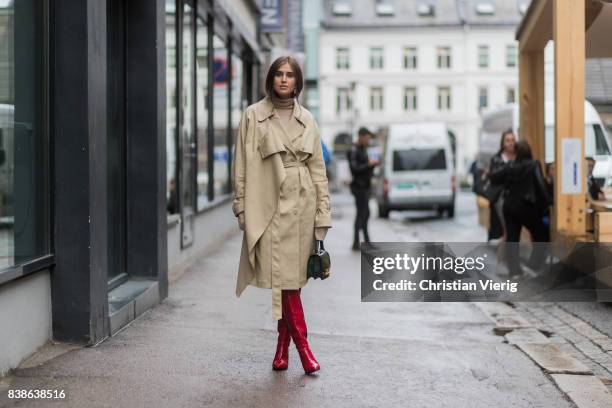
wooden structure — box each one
[516,0,612,240]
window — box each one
[403,47,418,69]
[437,87,451,111]
[475,2,495,15]
[336,88,351,113]
[506,44,517,68]
[437,47,451,69]
[417,3,435,16]
[506,87,516,104]
[0,0,50,269]
[166,1,178,214]
[393,149,446,171]
[479,87,488,110]
[478,45,489,69]
[403,87,417,111]
[370,47,384,70]
[332,1,352,16]
[376,0,394,15]
[196,15,209,210]
[336,47,350,70]
[213,34,229,198]
[370,87,384,111]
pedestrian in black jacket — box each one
[483,129,516,242]
[348,127,379,250]
[490,140,551,277]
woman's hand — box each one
[238,213,245,231]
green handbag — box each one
[307,240,331,280]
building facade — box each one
[319,0,531,177]
[0,0,261,376]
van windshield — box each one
[393,149,446,171]
[586,124,611,156]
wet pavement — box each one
[0,191,584,407]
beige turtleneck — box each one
[272,95,295,125]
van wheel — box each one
[447,205,455,218]
[437,208,445,218]
[378,204,390,218]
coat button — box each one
[293,210,298,215]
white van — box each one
[376,122,456,218]
[479,101,612,187]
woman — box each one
[490,140,551,277]
[484,129,516,242]
[232,56,331,374]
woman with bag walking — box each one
[490,140,551,277]
[483,129,516,243]
[232,56,332,374]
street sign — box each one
[261,0,284,33]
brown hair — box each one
[265,56,303,99]
[515,140,533,161]
[497,128,515,155]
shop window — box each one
[165,0,178,214]
[213,34,229,198]
[196,14,209,210]
[0,0,49,269]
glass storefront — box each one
[213,34,228,198]
[165,0,254,223]
[165,0,178,214]
[231,53,244,177]
[107,0,128,288]
[0,0,49,269]
[196,14,209,210]
[180,1,196,247]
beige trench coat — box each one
[232,96,332,320]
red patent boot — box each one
[282,289,320,374]
[272,318,290,370]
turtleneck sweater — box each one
[271,94,295,125]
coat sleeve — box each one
[307,121,332,229]
[348,148,370,175]
[232,111,248,217]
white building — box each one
[318,0,536,177]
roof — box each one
[586,59,612,106]
[322,0,529,29]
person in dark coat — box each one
[586,157,605,201]
[347,127,379,250]
[490,140,551,277]
[483,129,517,242]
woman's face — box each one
[503,133,516,154]
[273,62,296,98]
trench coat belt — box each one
[283,160,306,168]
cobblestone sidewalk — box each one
[516,302,612,392]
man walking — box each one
[347,127,379,250]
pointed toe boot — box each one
[282,289,320,374]
[272,318,290,370]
